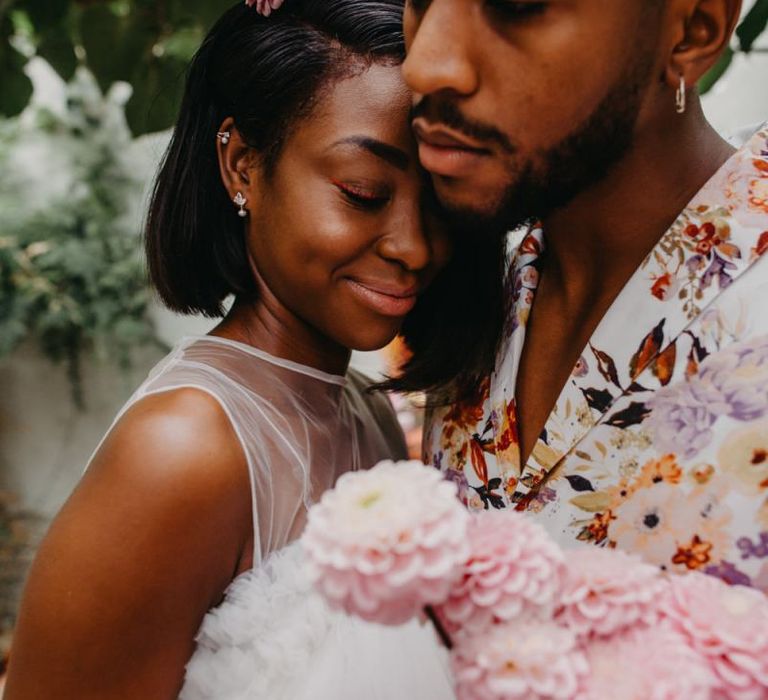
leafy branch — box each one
[0,0,233,135]
[0,73,165,406]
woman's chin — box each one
[342,325,402,354]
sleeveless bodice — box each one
[95,335,407,566]
[90,336,451,700]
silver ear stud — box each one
[234,192,248,218]
[217,131,231,144]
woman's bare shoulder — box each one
[3,387,252,699]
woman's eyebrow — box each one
[332,136,410,171]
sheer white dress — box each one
[93,336,454,700]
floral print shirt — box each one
[424,124,768,591]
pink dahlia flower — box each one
[438,510,565,634]
[660,571,768,698]
[452,621,588,700]
[556,547,665,638]
[245,0,285,17]
[577,624,718,700]
[301,460,470,625]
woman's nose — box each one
[375,204,433,273]
[402,0,479,98]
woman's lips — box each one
[344,279,419,317]
[412,119,490,178]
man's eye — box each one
[487,1,547,20]
[407,0,431,14]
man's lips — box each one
[344,278,419,317]
[412,119,490,178]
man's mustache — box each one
[410,98,516,154]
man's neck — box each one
[540,104,735,308]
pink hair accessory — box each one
[245,0,285,16]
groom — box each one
[406,0,768,588]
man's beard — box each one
[421,52,657,232]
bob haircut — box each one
[147,0,508,404]
[145,0,406,318]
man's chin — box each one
[431,178,518,233]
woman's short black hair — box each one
[378,226,509,404]
[145,0,406,317]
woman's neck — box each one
[212,295,351,377]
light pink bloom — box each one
[452,621,588,700]
[301,460,470,625]
[660,571,768,699]
[245,0,285,17]
[556,548,665,638]
[438,510,565,634]
[577,624,718,700]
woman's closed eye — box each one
[332,180,391,211]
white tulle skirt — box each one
[180,542,456,700]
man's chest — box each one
[425,267,768,590]
[515,286,619,466]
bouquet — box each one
[301,460,768,700]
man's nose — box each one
[403,0,479,98]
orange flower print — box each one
[718,419,768,496]
[577,511,616,544]
[753,231,768,260]
[650,272,676,301]
[444,378,488,433]
[690,464,716,485]
[672,535,713,570]
[494,399,521,473]
[682,221,741,262]
[748,177,768,214]
[636,455,683,489]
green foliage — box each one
[0,0,234,134]
[0,73,164,406]
[737,0,768,51]
[701,0,768,94]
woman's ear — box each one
[216,117,258,203]
[664,0,742,89]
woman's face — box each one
[243,62,450,352]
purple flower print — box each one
[572,356,589,378]
[701,253,737,291]
[646,335,768,458]
[704,560,753,587]
[444,468,470,504]
[737,532,768,560]
[645,380,718,459]
[702,336,768,421]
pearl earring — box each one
[217,131,231,144]
[234,192,247,218]
[675,75,686,115]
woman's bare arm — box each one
[4,389,252,700]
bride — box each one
[4,1,456,698]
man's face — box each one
[403,0,664,227]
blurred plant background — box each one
[0,0,237,133]
[0,0,767,686]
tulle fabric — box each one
[180,542,455,700]
[92,335,405,567]
[93,336,453,698]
